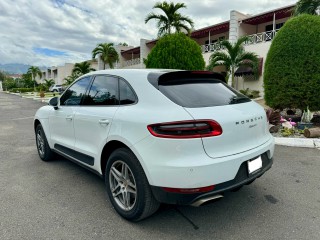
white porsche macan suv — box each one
[34,69,275,221]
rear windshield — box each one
[158,78,251,108]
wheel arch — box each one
[34,119,41,131]
[100,140,151,183]
[34,118,53,149]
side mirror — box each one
[49,97,59,110]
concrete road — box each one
[0,92,319,240]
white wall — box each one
[229,10,249,43]
[238,23,256,36]
[140,39,152,68]
[56,63,74,84]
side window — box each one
[60,77,91,106]
[83,75,119,106]
[119,79,137,105]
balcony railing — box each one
[201,30,280,53]
[201,42,225,53]
[244,30,279,45]
[124,58,140,67]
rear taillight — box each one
[147,120,222,139]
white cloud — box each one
[0,0,296,67]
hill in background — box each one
[0,64,32,74]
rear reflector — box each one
[147,120,222,138]
[162,185,215,194]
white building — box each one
[111,4,294,96]
[38,4,294,93]
[37,60,98,85]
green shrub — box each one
[264,14,320,110]
[3,78,17,90]
[145,33,205,70]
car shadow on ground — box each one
[50,155,277,237]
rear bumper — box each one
[151,153,273,205]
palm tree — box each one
[64,72,80,86]
[293,0,320,16]
[207,36,259,88]
[44,79,55,91]
[27,66,42,92]
[72,61,95,76]
[27,66,42,81]
[92,43,119,69]
[145,1,194,36]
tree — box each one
[264,14,320,110]
[145,1,194,36]
[27,66,42,81]
[64,72,80,86]
[293,0,320,16]
[72,61,95,76]
[92,43,119,69]
[0,71,6,82]
[3,77,16,90]
[207,36,259,88]
[27,66,42,92]
[144,33,205,70]
[43,79,55,91]
[118,42,128,46]
[21,73,34,88]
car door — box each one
[73,75,120,167]
[49,76,91,151]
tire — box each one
[105,148,160,221]
[53,89,58,92]
[35,124,55,161]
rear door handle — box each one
[66,115,73,121]
[99,119,110,126]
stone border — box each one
[274,137,320,149]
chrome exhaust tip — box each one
[191,194,224,207]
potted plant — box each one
[297,107,313,130]
[39,85,45,98]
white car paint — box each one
[34,69,274,192]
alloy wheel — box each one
[109,160,137,211]
[36,130,45,157]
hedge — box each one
[9,88,34,93]
[145,33,205,70]
[264,14,320,110]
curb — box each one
[274,137,320,149]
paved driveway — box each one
[0,92,319,240]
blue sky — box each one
[0,0,296,67]
[33,48,68,57]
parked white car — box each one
[34,69,274,221]
[49,84,63,92]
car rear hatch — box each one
[149,70,270,158]
[184,103,269,158]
